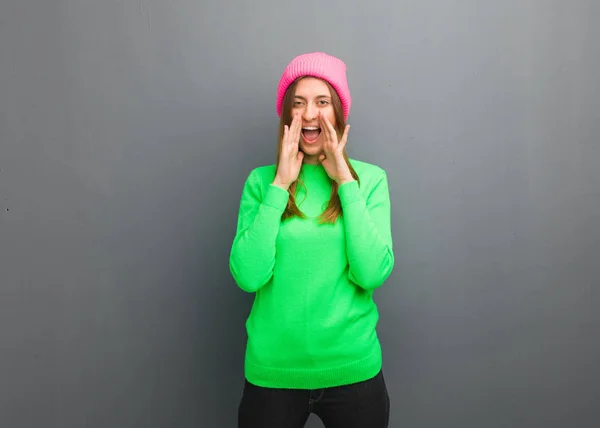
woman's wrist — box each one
[272,177,290,190]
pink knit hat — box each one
[276,52,351,120]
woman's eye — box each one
[318,100,329,106]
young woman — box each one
[230,52,394,428]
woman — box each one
[230,52,394,428]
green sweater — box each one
[229,159,394,389]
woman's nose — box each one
[303,104,317,121]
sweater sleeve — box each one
[229,169,290,293]
[338,170,394,290]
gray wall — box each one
[1,1,599,427]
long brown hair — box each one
[276,77,359,224]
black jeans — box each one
[238,369,390,428]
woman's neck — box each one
[302,154,320,165]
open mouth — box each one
[302,126,321,143]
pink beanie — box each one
[276,52,351,120]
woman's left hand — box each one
[318,112,355,185]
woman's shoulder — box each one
[348,158,387,178]
[242,160,387,185]
[248,164,277,180]
[240,164,277,189]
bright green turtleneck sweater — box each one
[229,159,394,389]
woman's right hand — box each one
[272,113,304,190]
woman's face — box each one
[291,77,337,164]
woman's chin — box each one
[299,140,321,155]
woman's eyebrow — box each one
[294,95,331,100]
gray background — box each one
[1,1,599,427]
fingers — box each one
[325,112,337,141]
[338,124,350,151]
[317,112,330,145]
[283,114,302,158]
[283,124,289,144]
[319,112,339,149]
[289,113,301,147]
